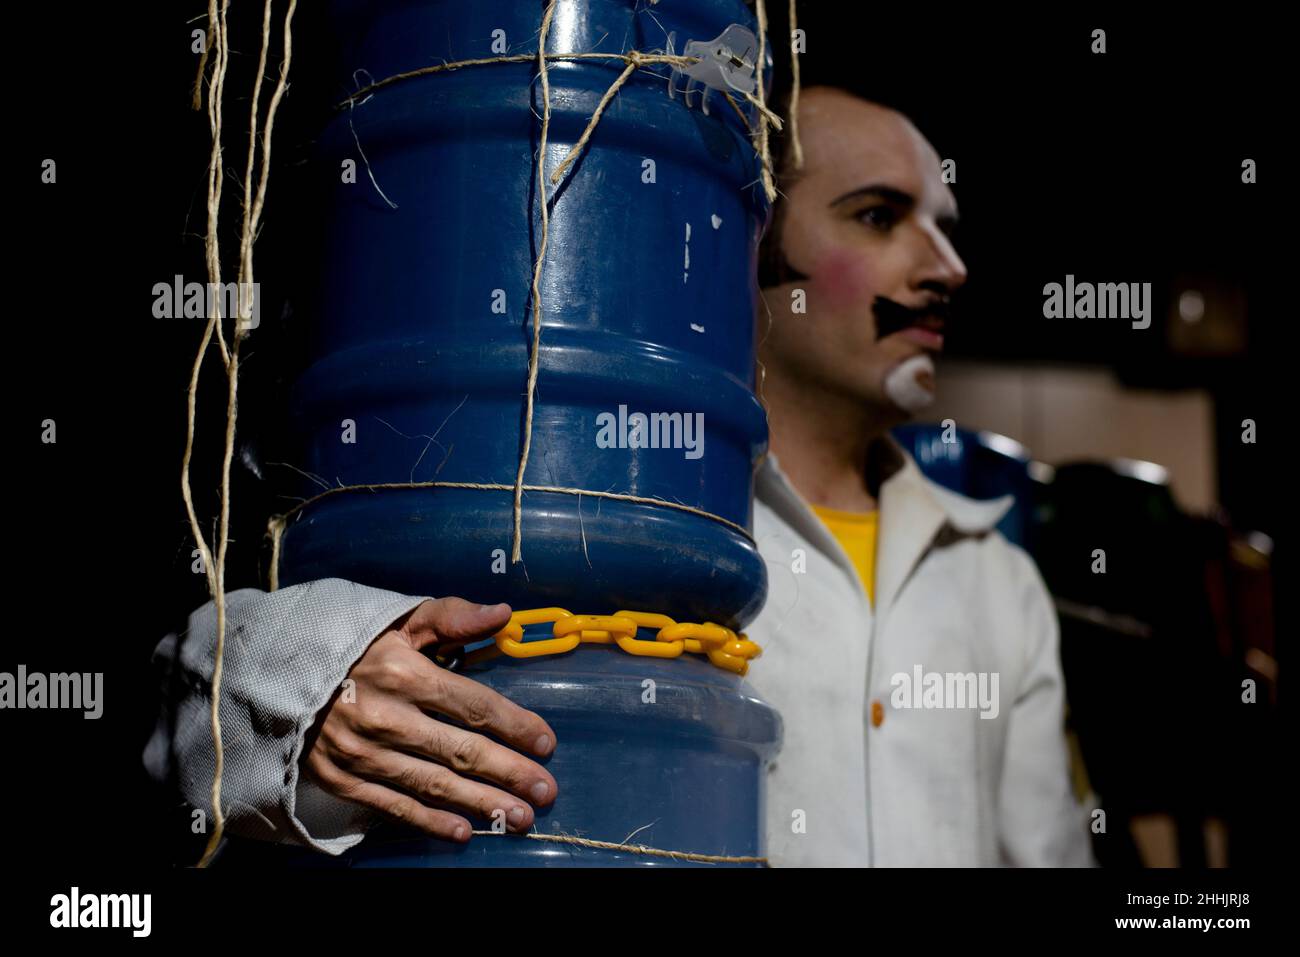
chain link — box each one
[490,608,762,675]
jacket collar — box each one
[755,434,1014,625]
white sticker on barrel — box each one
[683,221,691,284]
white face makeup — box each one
[883,353,936,413]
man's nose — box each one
[913,225,968,294]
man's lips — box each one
[894,324,945,350]
[873,296,950,349]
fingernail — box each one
[454,824,468,842]
[507,806,527,827]
[530,780,550,803]
[534,734,552,756]
[480,603,508,616]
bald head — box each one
[793,89,942,193]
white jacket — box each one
[747,439,1094,867]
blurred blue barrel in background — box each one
[892,423,1034,547]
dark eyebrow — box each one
[829,184,915,209]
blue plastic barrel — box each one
[891,423,1034,547]
[231,649,780,868]
[279,0,771,629]
[262,0,781,866]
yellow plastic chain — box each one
[491,608,762,675]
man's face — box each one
[759,89,967,415]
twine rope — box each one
[335,48,783,194]
[787,0,803,169]
[469,829,767,865]
[339,51,695,107]
[752,0,775,201]
[512,0,558,563]
[548,49,645,185]
[266,479,754,591]
[336,47,783,202]
[182,0,232,869]
[185,0,298,869]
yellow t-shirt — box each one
[810,504,879,606]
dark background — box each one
[4,1,1286,874]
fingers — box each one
[308,612,562,843]
[398,653,556,759]
[310,706,550,834]
[328,658,557,809]
[376,705,556,809]
[303,748,472,842]
[400,597,513,651]
[357,746,540,833]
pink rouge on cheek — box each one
[813,246,876,313]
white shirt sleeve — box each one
[143,578,430,855]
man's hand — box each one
[301,598,557,843]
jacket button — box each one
[871,700,885,728]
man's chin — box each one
[883,354,938,413]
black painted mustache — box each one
[873,295,951,340]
